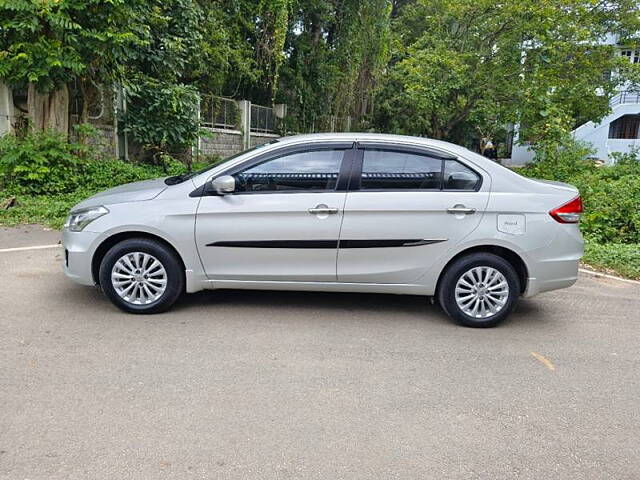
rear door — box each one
[195,143,354,282]
[337,144,490,284]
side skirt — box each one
[202,279,431,296]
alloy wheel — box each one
[111,252,167,305]
[454,266,509,319]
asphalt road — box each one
[1,226,639,479]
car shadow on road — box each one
[507,298,550,327]
[60,282,548,328]
[174,288,451,322]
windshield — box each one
[165,140,279,185]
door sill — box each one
[204,279,429,295]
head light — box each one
[64,206,109,232]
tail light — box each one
[549,196,583,223]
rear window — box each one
[360,149,480,191]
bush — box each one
[0,130,189,196]
[124,78,202,163]
[521,139,597,183]
[0,130,90,195]
[584,240,640,280]
[82,157,186,192]
[520,145,640,245]
[578,172,640,244]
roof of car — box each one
[275,132,473,158]
[273,133,534,192]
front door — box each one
[337,145,490,284]
[195,145,352,282]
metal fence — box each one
[610,91,640,107]
[250,104,276,133]
[200,96,240,130]
[199,96,281,134]
[304,115,353,133]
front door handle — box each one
[308,204,339,215]
[447,205,476,215]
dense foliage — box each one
[0,0,144,131]
[2,0,639,154]
[520,146,640,245]
[516,146,640,279]
[0,129,186,196]
[374,0,640,150]
[124,80,201,163]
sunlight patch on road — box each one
[530,351,555,371]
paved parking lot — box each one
[1,226,639,479]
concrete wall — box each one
[250,132,280,148]
[571,102,640,164]
[199,128,244,158]
[88,125,117,157]
[507,100,640,166]
[507,141,535,166]
[199,127,279,158]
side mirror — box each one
[211,175,236,195]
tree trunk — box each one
[0,82,13,136]
[27,83,69,135]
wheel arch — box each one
[435,245,529,296]
[91,231,186,286]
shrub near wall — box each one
[0,130,187,196]
[0,130,88,195]
[520,147,640,245]
[0,130,190,228]
[519,145,640,279]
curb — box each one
[578,268,640,286]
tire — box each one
[437,252,520,328]
[99,238,184,314]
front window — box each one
[233,148,346,192]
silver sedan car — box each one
[62,133,583,327]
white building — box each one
[509,36,639,166]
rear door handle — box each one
[308,204,339,215]
[447,205,476,215]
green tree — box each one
[0,0,143,133]
[374,0,640,150]
[119,0,236,161]
[277,0,392,132]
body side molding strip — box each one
[206,239,447,248]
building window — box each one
[620,49,640,64]
[608,115,640,139]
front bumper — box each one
[62,229,100,286]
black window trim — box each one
[190,141,356,197]
[350,142,484,193]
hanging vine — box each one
[255,0,292,102]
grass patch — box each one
[0,192,92,229]
[583,240,640,280]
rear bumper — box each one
[62,229,100,286]
[522,224,582,298]
[523,259,579,297]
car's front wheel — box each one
[437,252,520,327]
[99,238,184,314]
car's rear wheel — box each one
[99,238,184,314]
[437,252,520,327]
